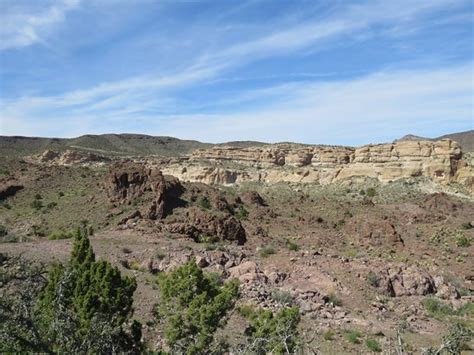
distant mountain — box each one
[395,130,474,152]
[436,130,474,152]
[0,134,212,157]
[0,133,269,157]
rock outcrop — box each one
[105,162,184,220]
[164,207,247,245]
[160,139,472,193]
[37,149,110,166]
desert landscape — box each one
[1,131,473,353]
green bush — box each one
[366,271,380,287]
[455,233,471,247]
[244,307,300,354]
[421,297,473,319]
[271,289,293,305]
[366,188,377,197]
[286,240,299,251]
[47,230,74,240]
[259,246,276,258]
[345,330,362,344]
[156,259,239,354]
[366,338,382,352]
[236,205,249,220]
[326,292,342,306]
[199,197,211,210]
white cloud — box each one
[2,63,472,145]
[156,63,473,145]
[0,0,80,50]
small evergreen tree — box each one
[244,306,300,354]
[34,226,141,353]
[156,259,239,354]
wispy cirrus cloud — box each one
[0,0,80,50]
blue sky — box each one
[0,0,472,145]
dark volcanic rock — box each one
[0,183,24,200]
[165,207,247,245]
[105,162,185,219]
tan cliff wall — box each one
[160,139,472,193]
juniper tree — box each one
[156,259,239,354]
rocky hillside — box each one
[0,134,212,157]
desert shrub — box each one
[366,188,376,197]
[420,297,473,319]
[323,329,335,341]
[198,197,211,210]
[30,199,43,210]
[155,259,239,354]
[345,330,362,344]
[423,323,473,355]
[34,193,42,200]
[271,289,293,305]
[286,240,299,251]
[326,292,342,306]
[198,234,220,243]
[0,225,7,237]
[259,246,275,258]
[366,338,382,352]
[243,307,300,354]
[47,229,75,240]
[455,233,471,247]
[367,271,380,288]
[236,205,249,220]
[2,202,11,209]
[58,191,65,197]
[46,202,57,209]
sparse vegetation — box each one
[47,229,75,240]
[422,297,473,319]
[259,245,276,258]
[366,338,382,352]
[271,289,293,305]
[345,330,362,344]
[285,239,299,251]
[323,329,335,341]
[367,271,380,288]
[199,196,211,210]
[326,292,342,306]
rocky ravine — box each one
[159,139,473,193]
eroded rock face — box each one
[161,139,471,193]
[106,162,184,220]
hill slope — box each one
[395,130,474,152]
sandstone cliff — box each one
[160,139,473,193]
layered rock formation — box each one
[161,139,472,193]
